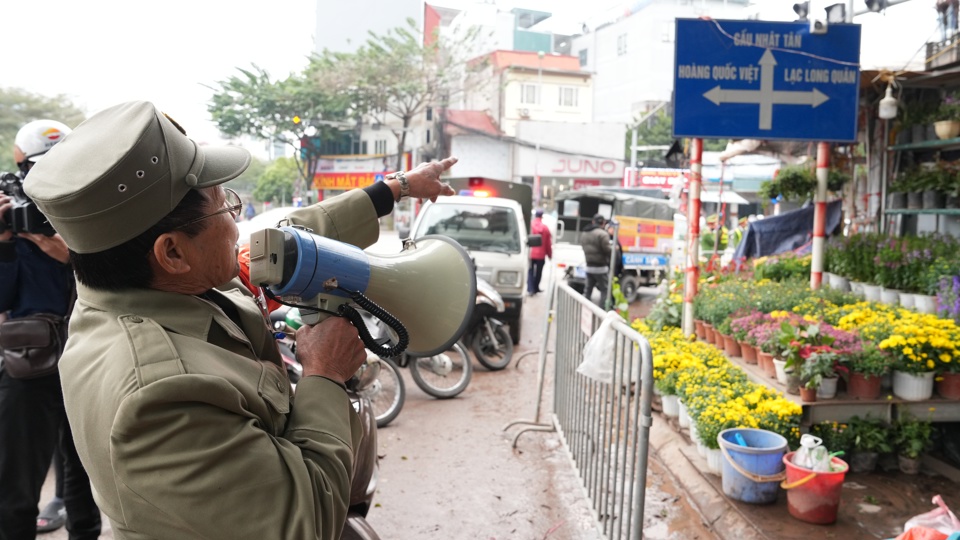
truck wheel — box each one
[619,275,639,304]
[508,317,521,345]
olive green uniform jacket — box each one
[60,190,379,540]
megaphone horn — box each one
[249,227,476,357]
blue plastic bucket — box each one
[718,428,788,505]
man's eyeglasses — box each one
[175,187,242,230]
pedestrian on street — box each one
[244,200,256,221]
[0,120,102,540]
[527,209,552,295]
[579,213,612,308]
[23,100,456,540]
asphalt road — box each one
[36,230,715,539]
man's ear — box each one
[151,232,192,275]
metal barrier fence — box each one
[506,282,654,540]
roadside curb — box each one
[647,413,768,540]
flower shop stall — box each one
[645,244,960,475]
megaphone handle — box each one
[339,303,409,359]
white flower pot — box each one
[892,370,935,401]
[850,281,865,297]
[662,394,680,418]
[828,273,851,292]
[880,288,901,306]
[678,399,690,428]
[899,293,916,310]
[862,284,882,302]
[915,295,938,315]
[697,441,708,458]
[823,272,836,288]
[818,376,839,399]
[773,358,788,385]
[706,448,723,476]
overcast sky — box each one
[2,0,938,145]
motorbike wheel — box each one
[619,274,639,304]
[471,324,514,371]
[359,357,405,428]
[408,342,472,399]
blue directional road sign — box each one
[673,19,861,142]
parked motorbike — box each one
[270,308,382,540]
[355,310,472,428]
[466,277,514,371]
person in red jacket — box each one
[527,209,553,295]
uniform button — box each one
[276,381,283,391]
[129,316,143,323]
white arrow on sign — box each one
[702,49,829,130]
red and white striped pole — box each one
[811,142,829,290]
[682,138,703,336]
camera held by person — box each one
[0,171,55,236]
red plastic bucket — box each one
[781,451,848,524]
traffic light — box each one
[793,1,809,20]
[865,0,886,11]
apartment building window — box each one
[617,34,628,56]
[520,83,539,104]
[375,139,387,154]
[558,87,578,107]
[426,129,431,144]
[578,49,588,66]
[426,107,433,121]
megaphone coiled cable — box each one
[336,289,409,359]
[261,287,409,359]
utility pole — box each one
[534,50,544,208]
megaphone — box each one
[249,227,476,357]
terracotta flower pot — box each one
[740,342,758,364]
[723,335,741,357]
[694,320,706,340]
[937,372,960,400]
[847,372,882,400]
[757,352,775,378]
[703,324,715,344]
[800,386,818,402]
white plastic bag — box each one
[792,434,832,472]
[576,312,621,384]
[904,495,960,535]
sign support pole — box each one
[811,142,829,290]
[682,138,703,337]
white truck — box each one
[405,192,541,344]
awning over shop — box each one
[699,189,750,205]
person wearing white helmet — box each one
[0,119,102,540]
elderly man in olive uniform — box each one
[25,101,456,540]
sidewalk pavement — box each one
[648,407,959,540]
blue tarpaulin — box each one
[733,200,843,260]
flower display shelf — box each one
[723,353,960,425]
[888,136,960,152]
[883,208,960,216]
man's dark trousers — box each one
[528,258,546,294]
[0,371,101,540]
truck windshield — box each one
[416,204,521,254]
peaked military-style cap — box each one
[24,101,251,254]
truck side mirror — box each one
[527,234,542,248]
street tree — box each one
[626,109,727,164]
[207,65,353,200]
[226,156,267,199]
[0,88,85,172]
[253,156,298,206]
[316,19,488,171]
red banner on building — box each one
[573,178,602,189]
[623,167,689,191]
